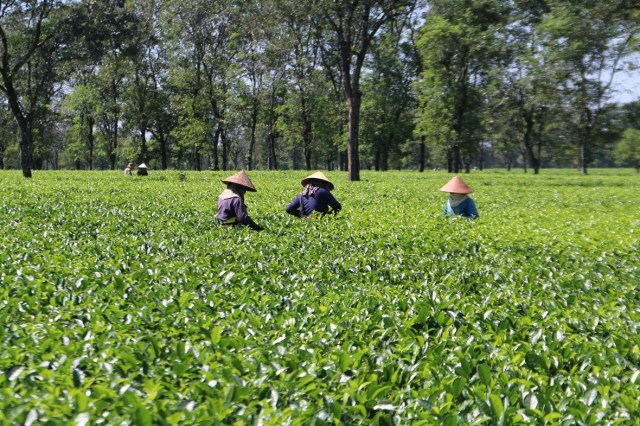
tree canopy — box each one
[0,0,638,177]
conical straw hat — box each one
[138,163,148,169]
[222,171,257,192]
[439,176,473,194]
[301,171,334,191]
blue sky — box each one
[611,68,640,103]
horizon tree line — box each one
[0,0,638,178]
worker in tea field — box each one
[440,176,479,218]
[137,163,149,176]
[124,162,134,176]
[286,171,342,218]
[217,171,263,231]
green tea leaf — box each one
[490,393,503,419]
[478,363,491,386]
[211,326,222,345]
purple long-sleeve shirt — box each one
[217,189,262,230]
[286,188,341,217]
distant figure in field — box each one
[124,162,134,176]
[137,163,148,176]
[217,171,263,231]
[440,176,479,219]
[286,171,342,218]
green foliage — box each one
[361,31,419,171]
[1,170,639,423]
[613,128,640,171]
[536,0,638,173]
[415,0,509,170]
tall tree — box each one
[318,0,417,181]
[540,0,638,174]
[78,0,139,170]
[163,0,242,171]
[61,82,98,169]
[483,0,556,174]
[416,0,509,173]
[269,0,323,170]
[142,0,174,170]
[240,44,263,171]
[361,25,419,171]
[613,128,640,172]
[0,0,60,177]
[119,0,162,165]
[147,71,174,170]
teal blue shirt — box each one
[444,197,478,218]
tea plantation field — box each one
[1,169,638,425]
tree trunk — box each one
[523,110,539,174]
[453,144,462,173]
[159,129,168,170]
[301,93,313,170]
[302,116,312,171]
[534,119,545,174]
[194,149,201,171]
[578,141,588,175]
[339,30,362,181]
[139,128,147,164]
[531,155,539,174]
[346,91,361,180]
[247,100,258,170]
[578,126,590,175]
[211,125,221,171]
[381,145,389,171]
[3,75,33,177]
[51,146,59,170]
[109,128,118,170]
[109,79,119,170]
[343,149,348,171]
[451,63,469,175]
[221,129,229,171]
[87,116,95,170]
[418,137,425,172]
[211,97,223,170]
[304,146,312,171]
[269,133,278,170]
[525,144,540,174]
[19,124,34,178]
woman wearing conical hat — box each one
[124,162,134,176]
[217,171,263,231]
[440,176,479,218]
[137,163,148,176]
[285,171,342,218]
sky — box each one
[611,68,640,104]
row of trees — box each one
[0,0,638,178]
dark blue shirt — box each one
[286,188,341,217]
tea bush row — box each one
[0,170,638,424]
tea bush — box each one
[0,169,638,425]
